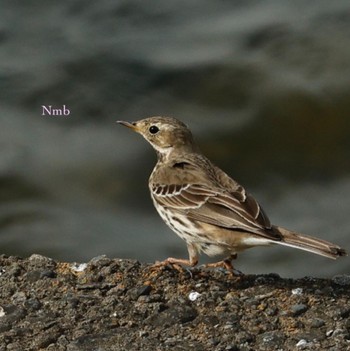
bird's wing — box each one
[150,154,280,240]
[150,163,280,240]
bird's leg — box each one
[205,258,233,270]
[152,243,199,271]
[202,254,242,274]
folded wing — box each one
[151,182,281,241]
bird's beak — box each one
[117,120,139,132]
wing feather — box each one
[151,182,278,238]
[150,156,280,240]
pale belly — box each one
[153,202,244,257]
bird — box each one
[117,116,346,271]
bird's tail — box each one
[272,225,347,259]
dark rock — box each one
[310,318,325,328]
[128,285,152,299]
[40,269,56,279]
[290,304,308,316]
[24,298,42,311]
[26,270,43,282]
[337,307,350,319]
[88,255,112,268]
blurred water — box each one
[0,0,349,277]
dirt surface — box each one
[0,254,349,351]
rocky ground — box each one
[0,254,349,351]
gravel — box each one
[0,254,349,350]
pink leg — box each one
[153,243,199,269]
[203,254,241,273]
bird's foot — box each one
[201,255,243,276]
[151,257,198,273]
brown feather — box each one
[273,226,347,259]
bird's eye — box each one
[149,125,159,134]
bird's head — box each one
[117,116,196,159]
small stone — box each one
[128,285,152,299]
[265,307,278,316]
[11,291,26,304]
[337,307,350,319]
[26,270,43,282]
[188,291,201,301]
[88,255,112,267]
[296,339,313,349]
[29,254,54,266]
[24,298,42,311]
[310,318,325,328]
[139,330,149,337]
[138,285,152,297]
[0,306,5,317]
[224,323,234,330]
[258,331,284,347]
[326,330,334,337]
[263,334,274,343]
[333,328,346,336]
[70,263,87,273]
[208,338,220,346]
[290,304,308,316]
[292,288,303,295]
[40,269,56,279]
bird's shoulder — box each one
[150,152,245,193]
[149,153,213,185]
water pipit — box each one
[118,117,346,271]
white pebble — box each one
[0,306,5,317]
[188,291,201,301]
[70,263,87,272]
[326,330,334,337]
[296,339,312,349]
[292,288,303,295]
